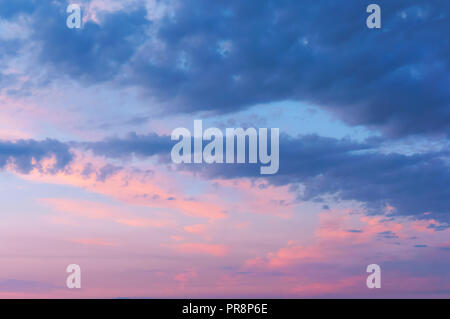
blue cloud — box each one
[33,2,150,82]
[2,0,449,137]
[0,138,73,173]
[79,131,450,221]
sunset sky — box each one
[0,0,449,298]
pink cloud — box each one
[169,243,229,257]
[291,276,363,296]
[245,208,450,270]
[39,198,175,229]
[68,238,117,247]
[211,178,297,218]
[174,268,198,290]
[184,224,207,234]
[25,153,227,220]
[116,218,174,228]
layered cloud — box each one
[78,132,450,221]
[242,208,450,297]
[0,0,449,298]
[0,138,73,173]
[2,130,448,222]
[2,0,449,137]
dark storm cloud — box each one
[188,133,450,221]
[0,1,148,83]
[79,132,171,158]
[2,0,449,137]
[79,131,450,221]
[32,1,150,82]
[130,0,450,137]
[0,138,73,173]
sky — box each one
[0,0,449,298]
